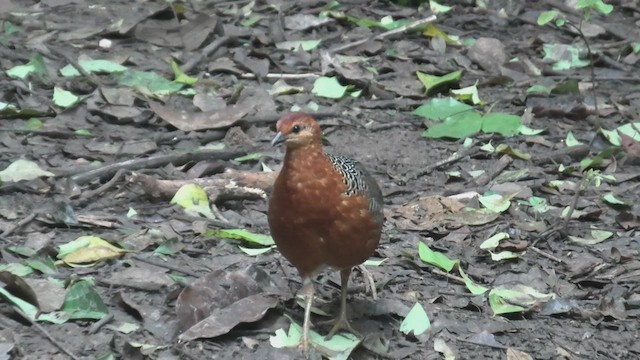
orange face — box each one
[271,113,322,148]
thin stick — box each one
[239,72,321,79]
[530,246,563,264]
[80,168,128,202]
[356,265,378,300]
[89,313,114,334]
[1,212,38,238]
[131,254,201,278]
[68,150,243,185]
[562,172,587,230]
[12,306,80,360]
[183,35,234,73]
[330,15,437,53]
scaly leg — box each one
[326,268,359,339]
[301,277,315,357]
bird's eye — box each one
[292,125,301,134]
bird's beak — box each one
[271,131,286,146]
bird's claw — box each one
[324,315,361,340]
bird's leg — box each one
[301,277,315,357]
[325,268,359,340]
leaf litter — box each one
[0,0,639,359]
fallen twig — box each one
[88,313,114,334]
[562,171,587,230]
[239,72,321,79]
[131,254,201,278]
[67,150,244,185]
[414,143,480,179]
[79,168,128,204]
[530,246,563,264]
[1,212,38,238]
[128,169,276,202]
[12,306,80,360]
[330,15,437,53]
[473,154,513,187]
[183,35,234,73]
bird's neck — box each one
[282,142,326,168]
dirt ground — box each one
[1,0,639,359]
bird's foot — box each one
[300,328,322,359]
[324,313,361,340]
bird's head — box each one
[271,112,322,149]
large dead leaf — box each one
[176,265,286,341]
[149,101,248,131]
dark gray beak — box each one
[271,131,286,146]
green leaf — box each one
[6,54,48,79]
[458,267,489,295]
[238,245,275,256]
[526,84,552,96]
[565,131,581,146]
[551,78,580,95]
[429,0,453,14]
[170,184,215,219]
[537,10,559,25]
[53,87,80,109]
[57,236,126,265]
[518,124,545,135]
[26,258,58,275]
[23,118,43,130]
[234,152,269,163]
[75,129,92,137]
[206,228,275,246]
[615,122,640,144]
[525,196,550,213]
[417,242,458,272]
[126,207,137,218]
[490,251,521,261]
[378,16,412,30]
[413,97,473,121]
[451,83,484,105]
[422,111,483,139]
[62,280,109,320]
[495,143,531,160]
[154,238,184,255]
[170,60,198,85]
[400,302,430,336]
[0,286,69,324]
[416,70,461,95]
[576,0,613,15]
[602,193,629,207]
[479,232,509,250]
[0,263,33,276]
[118,69,183,97]
[363,258,387,266]
[7,245,36,257]
[481,113,521,136]
[478,193,512,213]
[275,40,322,52]
[270,316,360,358]
[489,285,555,315]
[488,291,526,315]
[312,76,348,99]
[542,44,590,71]
[269,79,304,96]
[240,15,262,27]
[0,159,54,182]
[59,58,127,77]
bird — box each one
[267,112,383,355]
